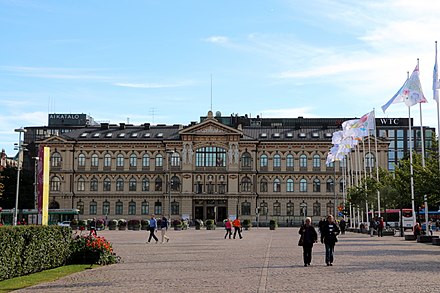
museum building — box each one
[24,111,434,224]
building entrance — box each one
[193,199,227,223]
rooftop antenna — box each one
[150,108,156,124]
[127,117,130,124]
[210,74,213,112]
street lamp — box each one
[14,127,27,226]
[166,150,174,220]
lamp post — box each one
[13,128,27,226]
[166,150,174,220]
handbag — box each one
[298,236,304,246]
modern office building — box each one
[22,111,435,224]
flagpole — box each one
[418,58,426,167]
[408,106,417,227]
[373,108,381,217]
[435,41,440,173]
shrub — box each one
[173,219,182,228]
[118,219,127,230]
[269,219,278,227]
[128,219,141,230]
[243,219,252,227]
[0,226,71,281]
[96,219,105,230]
[205,219,214,226]
[108,219,118,230]
[69,235,119,265]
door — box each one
[194,206,204,220]
[206,206,215,221]
[217,206,227,222]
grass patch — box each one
[0,265,93,292]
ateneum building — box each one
[32,111,399,225]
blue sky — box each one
[1,0,440,155]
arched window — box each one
[142,154,150,167]
[91,154,99,167]
[77,177,85,191]
[130,153,137,167]
[155,177,162,191]
[313,154,320,168]
[90,177,98,191]
[327,201,334,216]
[115,200,123,215]
[287,201,294,216]
[195,146,226,167]
[260,178,268,192]
[78,153,86,167]
[273,154,281,168]
[286,178,294,192]
[50,176,61,191]
[142,178,150,191]
[365,153,375,168]
[313,201,321,216]
[51,152,61,167]
[128,200,136,215]
[260,154,268,167]
[171,152,180,167]
[77,200,84,214]
[300,201,307,217]
[116,154,124,167]
[155,154,163,167]
[104,154,112,167]
[103,200,110,215]
[171,201,180,215]
[313,178,321,192]
[141,201,149,215]
[154,201,162,215]
[241,152,252,168]
[286,154,294,168]
[241,201,251,215]
[273,178,281,192]
[260,201,268,215]
[326,179,334,193]
[273,201,281,216]
[103,177,111,191]
[171,176,180,191]
[339,179,345,193]
[300,154,307,168]
[129,177,137,191]
[300,178,307,192]
[241,177,252,192]
[89,200,97,215]
[116,177,124,191]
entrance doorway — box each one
[193,199,227,223]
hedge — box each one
[0,226,72,281]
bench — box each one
[405,235,416,240]
[417,235,439,243]
[432,238,440,246]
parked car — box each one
[57,221,71,227]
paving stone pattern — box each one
[16,229,440,293]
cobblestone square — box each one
[16,228,440,293]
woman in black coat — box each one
[320,214,340,266]
[298,217,318,267]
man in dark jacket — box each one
[298,217,318,267]
[320,214,340,266]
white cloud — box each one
[205,36,229,44]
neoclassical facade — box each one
[38,111,389,225]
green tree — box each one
[0,166,35,209]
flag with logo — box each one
[382,64,427,112]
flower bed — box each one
[69,235,119,265]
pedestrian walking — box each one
[377,217,384,237]
[339,218,346,235]
[224,219,232,239]
[89,218,97,237]
[298,217,318,267]
[160,216,170,243]
[369,218,376,237]
[232,218,242,239]
[147,214,159,243]
[320,214,340,266]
